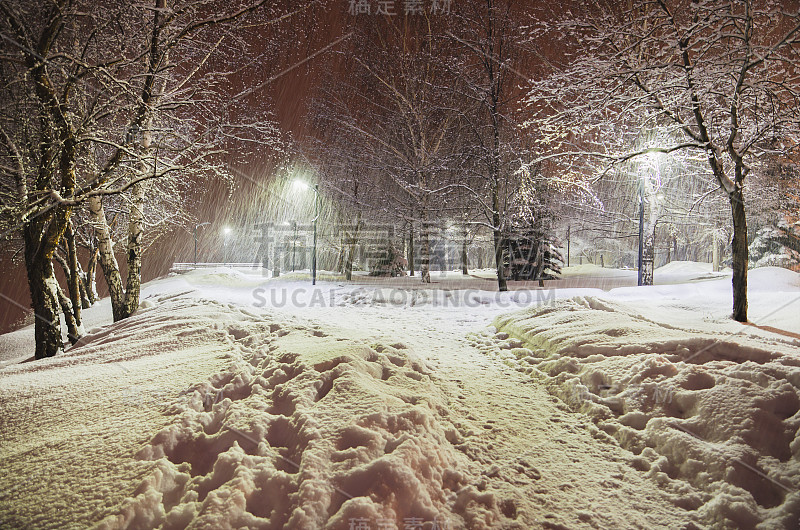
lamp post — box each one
[194,222,210,267]
[637,179,645,286]
[312,184,319,286]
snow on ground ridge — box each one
[98,299,511,529]
[476,296,800,529]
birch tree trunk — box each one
[84,247,99,304]
[55,281,80,345]
[123,179,149,316]
[88,195,127,321]
[641,231,655,286]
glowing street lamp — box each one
[223,227,232,265]
[294,180,320,285]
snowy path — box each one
[304,307,694,528]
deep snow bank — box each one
[0,297,240,528]
[478,294,800,529]
[96,303,509,529]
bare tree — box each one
[311,18,465,282]
[0,0,126,357]
[445,0,544,291]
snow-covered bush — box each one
[749,218,800,271]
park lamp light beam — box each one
[223,227,232,265]
[293,178,320,285]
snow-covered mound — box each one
[746,266,800,291]
[0,284,514,529]
[652,260,728,284]
[96,311,502,529]
[655,260,716,275]
[475,294,800,529]
[559,263,634,278]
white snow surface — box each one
[1,263,799,529]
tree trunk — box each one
[89,195,127,321]
[25,250,62,359]
[84,246,99,304]
[335,229,345,274]
[77,259,91,309]
[641,232,655,286]
[493,225,507,291]
[123,180,147,316]
[344,252,353,281]
[53,251,85,330]
[55,282,80,345]
[461,227,468,275]
[439,226,449,272]
[19,6,81,359]
[490,127,507,291]
[535,239,546,287]
[64,221,82,329]
[420,222,431,283]
[345,217,360,281]
[408,224,415,276]
[673,237,678,263]
[712,228,720,272]
[22,164,74,358]
[730,187,748,322]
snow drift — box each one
[477,284,800,529]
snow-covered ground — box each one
[1,262,799,528]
